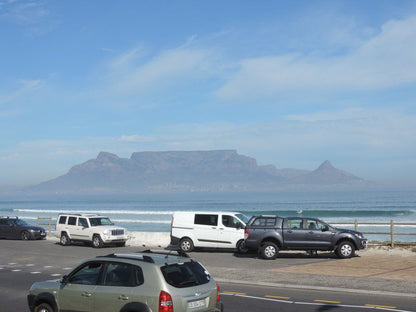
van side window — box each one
[194,214,218,226]
[58,216,67,224]
[68,217,77,226]
[222,215,240,228]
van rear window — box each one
[161,261,211,288]
[194,214,218,226]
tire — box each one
[336,241,355,259]
[260,241,279,260]
[34,302,54,312]
[60,233,70,246]
[21,230,31,240]
[179,238,194,252]
[92,235,104,248]
[236,240,248,254]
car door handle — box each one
[309,231,314,234]
[82,292,92,297]
[118,295,129,301]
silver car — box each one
[28,250,223,312]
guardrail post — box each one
[390,220,395,248]
[354,219,358,231]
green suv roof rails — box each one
[141,249,190,258]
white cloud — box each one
[106,46,216,96]
[216,15,416,100]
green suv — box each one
[27,251,223,312]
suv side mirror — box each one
[61,275,69,284]
[236,222,243,230]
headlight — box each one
[102,230,110,236]
[353,232,363,239]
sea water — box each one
[1,189,415,242]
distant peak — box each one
[96,152,119,161]
[317,160,334,170]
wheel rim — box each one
[340,244,352,257]
[61,235,67,245]
[238,241,248,252]
[93,237,100,247]
[181,240,191,251]
[264,245,276,258]
[22,232,29,240]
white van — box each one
[170,211,249,252]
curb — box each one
[216,278,416,299]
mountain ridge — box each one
[27,150,371,194]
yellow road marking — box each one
[222,291,247,295]
[265,295,291,300]
[365,304,397,309]
[314,300,341,304]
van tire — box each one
[179,238,194,252]
[237,240,248,254]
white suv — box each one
[56,214,129,248]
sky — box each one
[1,0,416,187]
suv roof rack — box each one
[142,249,190,258]
[98,253,155,263]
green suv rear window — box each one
[161,261,211,288]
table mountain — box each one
[28,150,369,194]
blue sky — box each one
[1,0,416,186]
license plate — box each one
[188,299,205,309]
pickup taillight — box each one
[244,229,249,240]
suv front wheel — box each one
[92,234,104,248]
[34,302,54,312]
[260,242,279,260]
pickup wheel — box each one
[179,238,194,252]
[336,241,355,258]
[92,234,104,248]
[260,242,279,260]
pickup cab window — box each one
[283,218,304,229]
[252,217,276,227]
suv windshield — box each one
[89,217,113,226]
[161,261,211,288]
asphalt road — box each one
[0,239,415,312]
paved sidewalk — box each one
[207,249,416,296]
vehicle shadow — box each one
[233,250,347,259]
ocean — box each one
[1,189,415,243]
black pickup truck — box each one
[244,215,368,259]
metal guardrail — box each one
[334,219,416,247]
